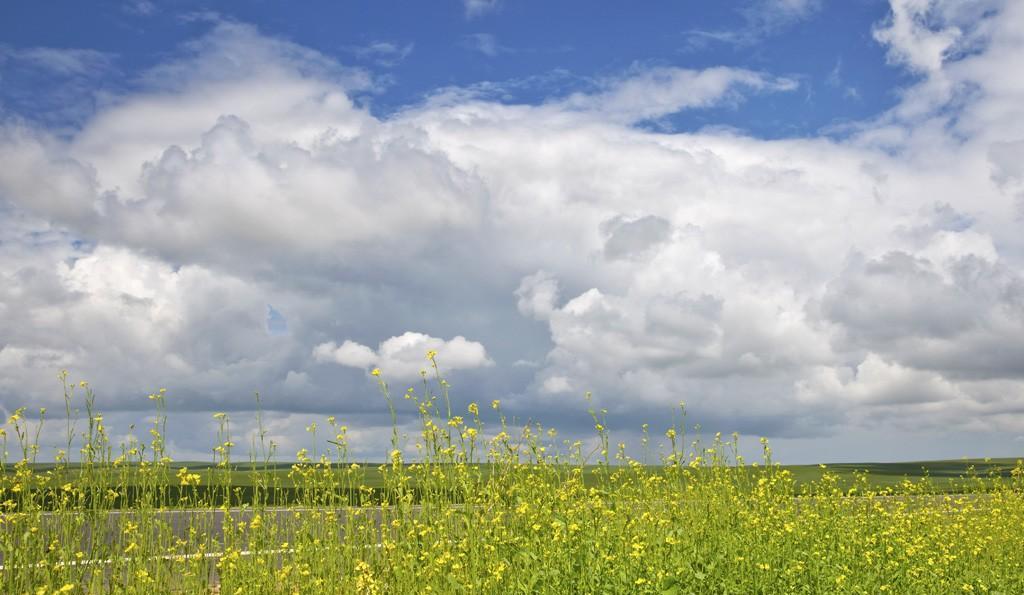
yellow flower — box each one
[468,402,479,415]
[371,368,382,377]
[491,399,500,410]
[177,467,201,486]
[426,349,438,360]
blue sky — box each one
[2,0,1024,464]
[3,1,906,136]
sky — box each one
[1,0,1023,464]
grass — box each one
[1,366,1022,594]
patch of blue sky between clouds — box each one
[1,0,910,138]
[266,305,288,336]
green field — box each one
[12,457,1021,503]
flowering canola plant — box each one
[1,366,1023,594]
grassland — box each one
[1,368,1022,593]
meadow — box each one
[2,364,1023,594]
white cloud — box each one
[856,0,1009,130]
[873,0,969,74]
[313,341,377,369]
[540,376,572,395]
[314,332,494,380]
[421,65,785,122]
[0,237,309,411]
[3,3,1024,461]
[796,354,1024,433]
[515,271,560,320]
[558,66,797,123]
[797,353,966,407]
[0,28,482,276]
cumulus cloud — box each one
[871,0,1003,77]
[855,0,1013,133]
[3,2,1024,461]
[0,237,308,412]
[515,271,560,321]
[601,215,673,261]
[0,27,485,280]
[314,332,494,380]
[314,341,377,370]
[873,1,962,74]
[820,251,1024,381]
[797,354,966,408]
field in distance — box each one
[16,456,1020,495]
